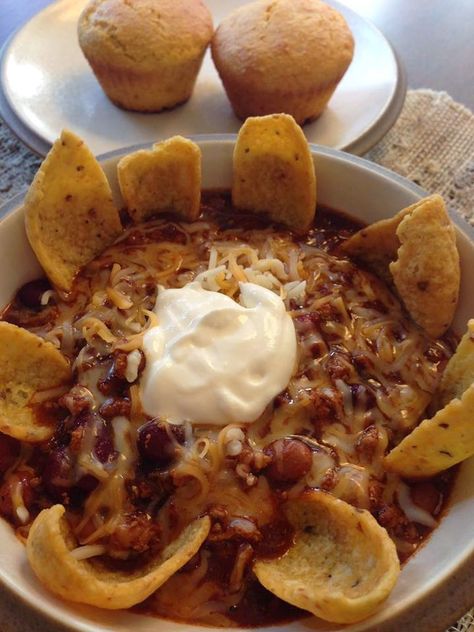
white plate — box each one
[0,0,405,157]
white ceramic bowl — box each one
[0,136,473,632]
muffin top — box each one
[212,0,354,91]
[78,0,214,71]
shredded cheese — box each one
[9,203,453,609]
[397,482,438,528]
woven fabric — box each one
[367,89,474,227]
[448,611,474,632]
[0,120,41,202]
[0,89,473,631]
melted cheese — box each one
[14,206,452,582]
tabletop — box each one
[1,0,474,111]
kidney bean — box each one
[0,433,20,474]
[256,519,295,559]
[17,279,51,310]
[45,411,115,499]
[94,420,116,465]
[67,410,115,456]
[50,411,86,450]
[97,352,129,396]
[42,448,74,500]
[264,438,313,484]
[69,410,116,464]
[137,420,184,467]
[51,409,93,449]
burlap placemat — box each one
[367,89,474,228]
[0,88,473,632]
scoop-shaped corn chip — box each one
[341,195,459,337]
[436,319,474,407]
[24,130,122,292]
[254,490,399,624]
[385,385,474,477]
[339,205,412,284]
[0,322,71,442]
[232,114,316,232]
[117,136,201,223]
[27,504,210,609]
[386,320,474,477]
[389,195,459,338]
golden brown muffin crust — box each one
[212,0,354,93]
[79,0,214,72]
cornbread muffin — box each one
[78,0,213,112]
[211,0,354,124]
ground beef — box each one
[107,511,161,558]
[355,425,380,463]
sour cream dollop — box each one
[140,282,296,425]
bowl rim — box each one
[2,134,473,244]
[0,137,472,632]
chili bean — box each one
[45,411,115,499]
[264,438,312,483]
[70,410,116,465]
[137,420,184,467]
[256,519,295,559]
[97,352,129,396]
[94,420,115,464]
[42,448,73,499]
[17,279,51,310]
